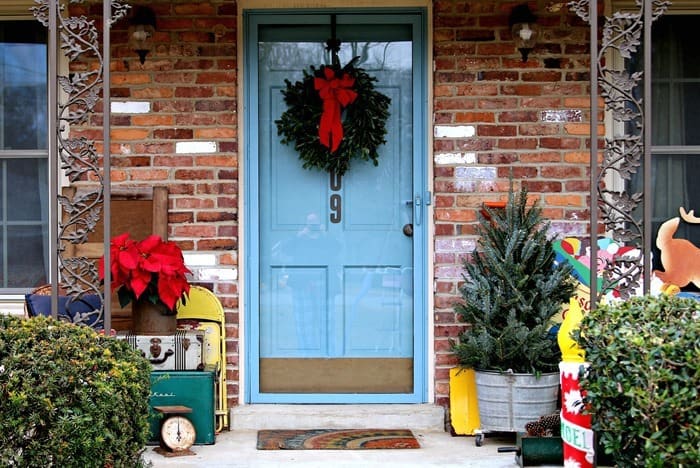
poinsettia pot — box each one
[131,297,177,335]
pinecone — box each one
[524,413,561,437]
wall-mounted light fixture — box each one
[509,4,538,63]
[128,6,156,64]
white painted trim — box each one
[0,299,26,317]
[611,0,700,14]
[0,1,36,19]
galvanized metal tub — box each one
[475,370,559,433]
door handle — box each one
[403,223,413,237]
[405,192,429,226]
[404,195,423,225]
[414,195,422,225]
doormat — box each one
[256,429,421,450]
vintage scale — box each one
[153,405,196,455]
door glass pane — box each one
[257,23,414,394]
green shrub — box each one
[0,315,152,467]
[577,295,700,467]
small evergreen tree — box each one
[451,184,574,373]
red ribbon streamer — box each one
[314,67,357,153]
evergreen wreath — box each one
[275,56,391,176]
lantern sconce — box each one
[509,4,539,63]
[128,6,156,64]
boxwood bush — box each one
[577,295,700,467]
[0,315,152,467]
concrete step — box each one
[230,404,446,431]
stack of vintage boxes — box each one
[117,328,217,445]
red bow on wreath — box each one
[314,67,357,153]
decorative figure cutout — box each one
[654,207,700,290]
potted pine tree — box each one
[451,183,574,443]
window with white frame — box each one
[648,14,700,280]
[622,12,700,285]
[0,19,49,292]
[649,14,700,241]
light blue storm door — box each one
[245,10,428,403]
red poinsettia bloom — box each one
[99,233,191,311]
[99,233,136,290]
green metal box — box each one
[149,370,216,445]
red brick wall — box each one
[67,1,594,418]
[69,0,241,405]
[431,1,592,414]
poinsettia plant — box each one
[98,233,191,312]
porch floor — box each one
[142,429,525,467]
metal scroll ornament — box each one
[568,0,669,300]
[33,1,130,327]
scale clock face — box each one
[161,416,196,451]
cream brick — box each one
[433,125,476,138]
[183,253,217,266]
[197,267,237,281]
[111,101,150,114]
[434,152,477,165]
[176,141,217,154]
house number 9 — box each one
[330,172,342,223]
[330,194,341,223]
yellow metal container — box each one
[449,367,480,435]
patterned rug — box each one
[256,429,421,450]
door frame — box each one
[242,7,430,403]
